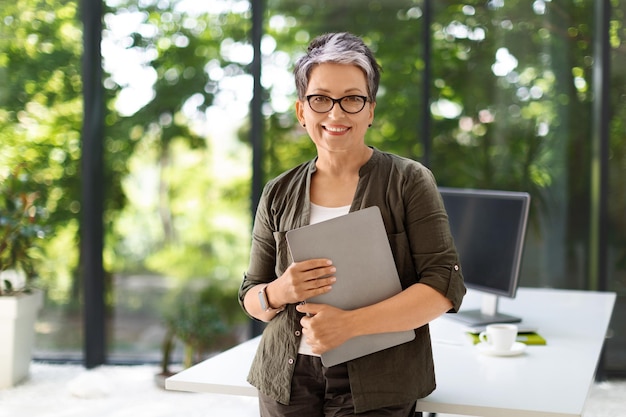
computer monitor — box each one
[439,187,531,326]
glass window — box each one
[0,1,84,361]
[265,0,625,374]
[430,1,597,291]
[102,1,252,365]
[605,0,626,374]
[3,0,623,375]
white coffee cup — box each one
[479,324,518,352]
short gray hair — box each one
[293,32,382,102]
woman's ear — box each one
[295,100,305,127]
[368,101,376,126]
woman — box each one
[239,32,466,417]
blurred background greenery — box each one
[0,0,624,373]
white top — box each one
[309,202,351,224]
[298,203,350,356]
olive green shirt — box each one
[238,148,466,413]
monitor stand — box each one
[450,293,522,327]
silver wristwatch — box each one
[258,284,285,313]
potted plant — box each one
[155,281,246,387]
[0,165,47,389]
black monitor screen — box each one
[439,187,530,300]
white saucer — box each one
[477,341,527,357]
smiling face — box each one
[296,63,375,155]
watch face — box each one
[259,287,270,311]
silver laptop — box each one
[285,206,415,367]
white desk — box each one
[166,288,616,417]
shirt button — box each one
[454,264,459,271]
[288,358,294,365]
[295,330,301,337]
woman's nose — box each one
[327,102,346,118]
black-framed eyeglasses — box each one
[305,94,368,114]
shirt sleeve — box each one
[238,186,278,315]
[402,164,466,312]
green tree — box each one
[102,0,253,279]
[0,0,83,299]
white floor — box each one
[0,363,625,417]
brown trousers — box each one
[259,354,418,417]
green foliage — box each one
[0,1,82,300]
[145,244,217,280]
[0,1,82,226]
[102,0,253,284]
[162,280,246,368]
[109,137,251,280]
[1,0,255,304]
[0,165,49,294]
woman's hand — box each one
[270,259,337,307]
[244,258,336,322]
[297,303,355,354]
